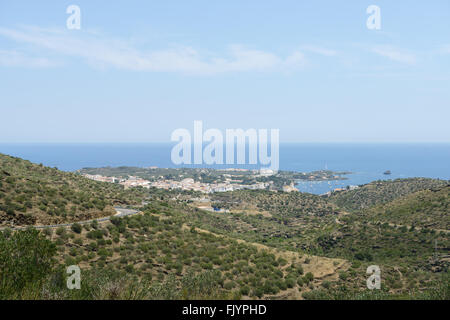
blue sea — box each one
[0,143,449,195]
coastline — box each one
[0,143,449,195]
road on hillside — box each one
[0,207,140,231]
[113,207,139,217]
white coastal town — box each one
[82,173,273,193]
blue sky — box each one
[0,1,449,143]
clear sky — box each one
[0,1,449,143]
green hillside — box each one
[0,154,448,300]
[363,185,450,230]
[0,154,145,227]
[212,189,340,217]
[1,201,346,300]
[328,178,448,212]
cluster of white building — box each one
[83,174,269,193]
[121,176,151,189]
[149,178,268,193]
[82,174,149,188]
[83,174,117,183]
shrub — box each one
[252,287,264,298]
[239,286,250,296]
[90,220,99,230]
[224,281,236,290]
[321,281,331,289]
[0,228,56,298]
[296,265,304,275]
[110,216,121,226]
[125,265,134,273]
[339,271,348,281]
[277,257,288,266]
[56,227,65,236]
[285,278,296,288]
[303,272,314,284]
[43,227,53,237]
[69,248,78,257]
[71,223,82,234]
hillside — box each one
[0,154,145,227]
[211,189,340,217]
[328,178,448,212]
[179,183,449,298]
[363,185,450,230]
[185,190,339,252]
[0,154,349,299]
[1,201,348,300]
[0,154,448,300]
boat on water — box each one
[383,170,392,175]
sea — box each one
[0,143,449,195]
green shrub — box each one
[0,228,56,298]
[43,227,53,237]
[339,271,348,281]
[56,227,65,236]
[303,272,314,284]
[224,281,236,290]
[285,278,296,288]
[239,286,250,296]
[71,223,82,234]
[125,265,134,273]
[321,281,331,289]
